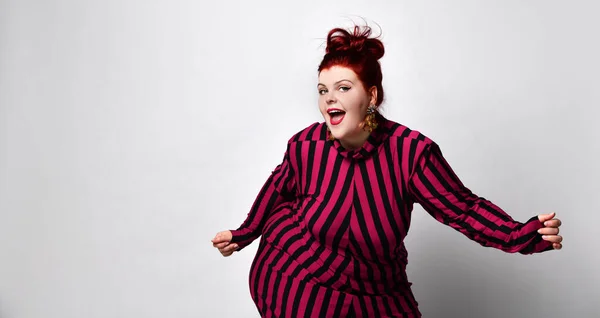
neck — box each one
[339,129,372,150]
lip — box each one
[327,108,346,126]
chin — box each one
[330,128,349,140]
[328,119,358,139]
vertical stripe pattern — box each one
[230,115,553,317]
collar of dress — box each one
[328,113,390,160]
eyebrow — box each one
[317,79,354,87]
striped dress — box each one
[229,114,553,317]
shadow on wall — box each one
[409,229,542,317]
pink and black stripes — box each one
[408,142,552,254]
[230,114,552,317]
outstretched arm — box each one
[226,144,297,251]
[408,142,560,254]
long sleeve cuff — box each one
[229,228,258,251]
[517,216,555,255]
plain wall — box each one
[1,0,598,317]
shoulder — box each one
[286,121,327,143]
[381,117,435,147]
[378,118,448,179]
[380,117,441,162]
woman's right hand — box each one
[211,230,238,257]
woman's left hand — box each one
[537,212,563,250]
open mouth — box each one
[327,109,346,125]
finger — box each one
[211,233,229,244]
[218,244,235,253]
[221,250,234,257]
[213,241,230,249]
[544,219,562,227]
[553,243,562,250]
[223,243,239,253]
[219,243,238,256]
[538,212,556,222]
[537,227,559,235]
[542,235,563,243]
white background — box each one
[1,0,598,317]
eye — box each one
[339,86,350,92]
[318,88,327,95]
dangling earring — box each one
[363,105,379,132]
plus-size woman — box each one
[211,25,563,318]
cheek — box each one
[318,98,327,113]
[343,96,365,117]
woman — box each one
[211,25,563,317]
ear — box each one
[368,86,378,106]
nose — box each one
[326,92,336,105]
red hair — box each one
[318,25,385,106]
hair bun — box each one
[325,25,385,60]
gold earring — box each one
[363,105,378,132]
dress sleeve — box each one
[408,142,553,254]
[229,144,297,251]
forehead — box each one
[318,66,359,85]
